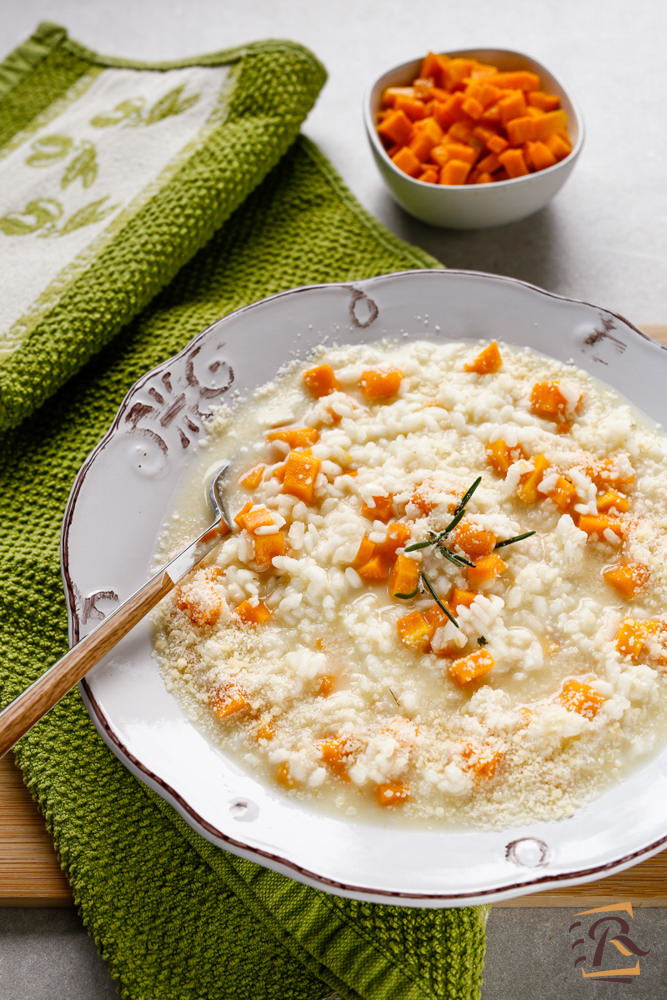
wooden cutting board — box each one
[2,324,666,907]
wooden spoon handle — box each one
[0,570,175,759]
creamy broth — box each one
[152,339,667,828]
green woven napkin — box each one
[0,22,325,430]
[0,24,488,1000]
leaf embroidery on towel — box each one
[25,135,73,168]
[0,198,63,235]
[0,196,118,238]
[60,141,98,190]
[144,85,201,124]
[90,98,146,128]
[48,197,119,237]
[90,84,201,129]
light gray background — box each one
[1,1,665,998]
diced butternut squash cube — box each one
[389,553,420,598]
[525,140,557,171]
[529,380,571,419]
[359,368,403,400]
[397,610,434,651]
[449,586,478,610]
[464,340,502,374]
[498,147,529,178]
[498,89,527,123]
[487,132,508,154]
[576,514,624,541]
[253,530,286,570]
[376,782,410,806]
[361,494,394,522]
[410,483,439,514]
[317,674,336,697]
[603,562,650,598]
[255,719,275,741]
[486,439,526,477]
[597,489,629,514]
[303,364,340,397]
[439,159,472,185]
[319,735,357,779]
[490,70,540,91]
[616,618,652,661]
[527,90,561,112]
[534,109,568,141]
[505,115,537,145]
[616,618,666,663]
[454,520,496,558]
[175,574,223,627]
[239,464,265,490]
[378,522,412,561]
[234,502,274,533]
[275,761,295,787]
[210,685,249,719]
[586,457,635,490]
[282,449,321,504]
[460,741,503,780]
[545,132,572,160]
[418,167,439,184]
[392,145,422,177]
[545,475,578,512]
[377,109,414,146]
[448,649,495,685]
[352,535,376,569]
[357,554,391,581]
[267,426,319,448]
[516,454,550,503]
[559,679,605,720]
[234,599,272,625]
[466,553,506,587]
[395,94,428,121]
[424,602,454,630]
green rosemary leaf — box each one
[436,544,476,568]
[454,475,482,514]
[420,572,459,629]
[494,530,536,549]
[394,585,420,599]
[404,539,434,552]
[440,505,467,536]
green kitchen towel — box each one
[0,22,325,430]
[0,24,488,1000]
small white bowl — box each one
[364,48,584,229]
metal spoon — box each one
[0,461,231,759]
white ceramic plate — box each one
[62,269,667,906]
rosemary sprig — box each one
[394,584,420,599]
[420,571,459,628]
[404,475,483,568]
[494,530,536,549]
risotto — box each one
[152,338,667,827]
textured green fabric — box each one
[0,26,488,1000]
[0,23,326,430]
